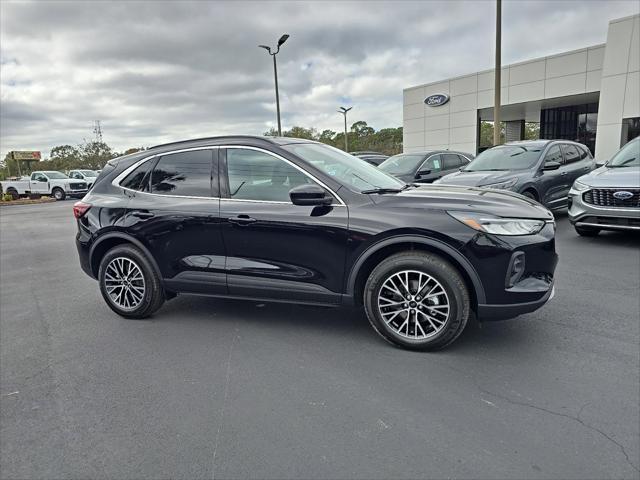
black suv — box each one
[75,136,557,350]
[435,140,594,210]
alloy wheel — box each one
[377,269,450,339]
[104,257,146,311]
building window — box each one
[540,103,598,154]
[621,118,640,146]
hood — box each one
[578,166,640,188]
[374,185,553,220]
[437,170,520,186]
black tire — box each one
[98,244,165,319]
[52,187,66,201]
[522,190,537,201]
[575,226,600,237]
[7,189,19,200]
[363,251,470,351]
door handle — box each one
[228,214,257,225]
[560,172,568,176]
[131,211,154,218]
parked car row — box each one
[367,137,638,237]
[0,169,100,200]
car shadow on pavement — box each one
[153,295,536,353]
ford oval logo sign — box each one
[613,191,634,200]
[424,94,450,107]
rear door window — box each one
[442,154,461,170]
[150,150,213,197]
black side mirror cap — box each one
[416,169,431,178]
[289,184,333,206]
[542,161,561,171]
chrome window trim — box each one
[111,145,346,206]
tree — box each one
[78,141,115,169]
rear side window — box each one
[562,144,581,164]
[150,150,213,197]
[578,145,591,160]
[442,153,461,169]
[458,155,471,165]
[121,160,153,191]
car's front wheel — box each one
[98,244,165,318]
[363,251,470,351]
[52,188,65,201]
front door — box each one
[30,172,49,194]
[123,148,227,295]
[415,154,443,183]
[219,147,349,305]
[539,144,569,208]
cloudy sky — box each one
[1,0,638,159]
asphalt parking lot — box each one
[1,200,638,479]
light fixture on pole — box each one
[493,0,502,146]
[259,34,290,136]
[338,106,352,152]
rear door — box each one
[219,146,349,304]
[123,148,227,295]
[441,153,463,177]
[562,143,593,184]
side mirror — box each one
[289,184,333,206]
[595,160,605,167]
[416,169,431,178]
[543,161,561,171]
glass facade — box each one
[540,103,598,154]
[621,117,640,146]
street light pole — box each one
[338,106,352,152]
[259,34,290,137]
[493,0,502,146]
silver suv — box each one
[568,137,639,236]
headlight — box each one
[480,177,518,190]
[448,211,545,236]
[572,179,590,191]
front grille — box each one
[583,188,640,208]
[70,182,87,190]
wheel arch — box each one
[346,235,485,310]
[89,232,163,283]
[519,184,540,200]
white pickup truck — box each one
[0,170,89,201]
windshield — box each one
[379,154,427,175]
[281,143,405,192]
[42,171,69,179]
[464,145,543,171]
[608,138,639,168]
[80,170,98,176]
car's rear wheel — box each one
[52,188,65,201]
[575,225,600,237]
[363,251,470,350]
[98,244,165,319]
[7,188,19,200]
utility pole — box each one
[259,34,290,136]
[338,106,352,152]
[93,120,103,143]
[493,0,502,146]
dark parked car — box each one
[435,140,594,210]
[351,151,389,166]
[379,151,473,184]
[75,136,557,350]
[568,137,639,236]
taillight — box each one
[73,201,91,219]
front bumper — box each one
[459,222,558,321]
[568,188,640,231]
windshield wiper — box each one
[361,187,404,194]
[463,168,507,172]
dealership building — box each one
[403,14,639,161]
